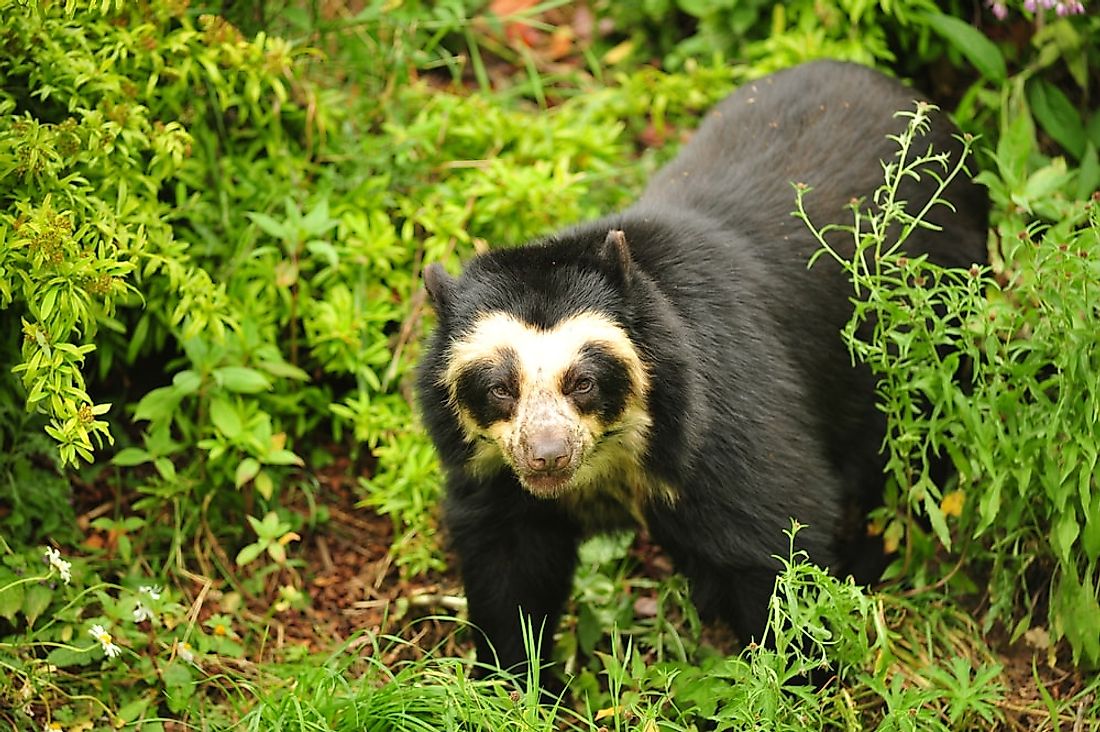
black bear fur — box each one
[416,60,989,678]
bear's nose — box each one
[526,431,571,472]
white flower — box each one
[43,547,71,584]
[88,624,122,659]
[132,601,152,624]
[175,640,196,665]
[139,584,162,601]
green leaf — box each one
[578,532,634,564]
[39,287,58,321]
[1053,568,1100,666]
[134,386,184,423]
[255,470,275,500]
[1076,142,1099,202]
[116,695,153,724]
[246,211,288,239]
[976,474,1002,535]
[257,359,309,381]
[576,604,603,656]
[214,366,271,394]
[1028,78,1087,160]
[264,449,304,467]
[1088,109,1100,148]
[0,573,25,622]
[301,199,336,234]
[1013,159,1073,212]
[266,541,287,564]
[259,511,281,536]
[922,484,952,551]
[306,240,339,267]
[235,542,264,566]
[1053,512,1080,566]
[122,516,146,531]
[1081,501,1100,563]
[209,397,242,439]
[127,315,150,363]
[235,457,261,488]
[23,584,53,627]
[154,457,177,481]
[678,0,722,17]
[112,447,151,467]
[923,13,1006,82]
[46,645,94,668]
[163,660,196,714]
[172,369,202,395]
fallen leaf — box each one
[883,520,903,554]
[490,0,539,14]
[634,595,659,618]
[1024,626,1050,650]
[547,26,574,60]
[594,706,620,721]
[602,39,633,66]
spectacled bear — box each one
[416,60,988,678]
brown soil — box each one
[276,456,468,663]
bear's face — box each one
[441,309,651,498]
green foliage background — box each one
[0,0,1098,729]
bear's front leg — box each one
[688,563,780,645]
[444,472,582,678]
[649,484,840,648]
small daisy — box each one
[139,584,162,601]
[89,624,122,659]
[175,640,196,665]
[43,547,71,585]
[132,601,152,624]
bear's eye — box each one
[489,384,513,401]
[570,377,595,395]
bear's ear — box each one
[423,262,456,316]
[598,229,633,285]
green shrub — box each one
[798,84,1100,663]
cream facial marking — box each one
[442,311,660,504]
[444,311,648,399]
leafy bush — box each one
[798,83,1100,663]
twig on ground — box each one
[408,591,467,613]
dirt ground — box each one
[277,458,469,663]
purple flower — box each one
[990,0,1009,18]
[1053,0,1086,13]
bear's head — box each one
[423,230,653,499]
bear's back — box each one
[638,60,988,272]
